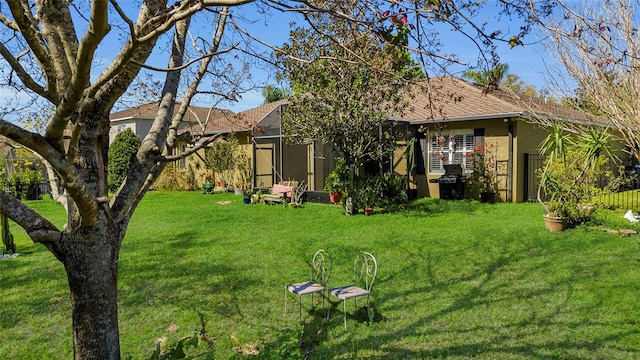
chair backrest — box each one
[311,249,332,287]
[353,252,377,292]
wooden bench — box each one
[263,181,298,204]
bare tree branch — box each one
[0,190,61,245]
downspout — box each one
[251,129,256,189]
[506,119,514,202]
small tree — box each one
[107,129,141,193]
[204,137,240,189]
[278,3,421,211]
[537,0,640,161]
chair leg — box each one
[343,299,347,330]
[326,294,331,320]
[322,291,328,320]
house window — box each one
[428,131,475,174]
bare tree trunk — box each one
[62,223,121,360]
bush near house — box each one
[108,128,141,192]
[4,149,44,200]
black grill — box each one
[436,164,465,200]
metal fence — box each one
[524,153,640,210]
[1,180,50,200]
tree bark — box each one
[62,221,121,360]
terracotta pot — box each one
[329,192,342,204]
[364,207,374,216]
[544,214,568,232]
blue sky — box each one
[0,2,562,118]
[215,4,560,113]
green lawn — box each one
[2,192,640,359]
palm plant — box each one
[537,125,620,225]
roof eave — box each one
[519,111,611,128]
[406,112,524,125]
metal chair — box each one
[329,252,377,329]
[285,249,332,323]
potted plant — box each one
[467,143,497,203]
[324,158,349,204]
[252,189,264,204]
[355,176,379,216]
[537,126,621,231]
[243,189,252,204]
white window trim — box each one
[428,130,475,175]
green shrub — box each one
[352,173,406,211]
[6,165,43,200]
[108,128,141,193]
[153,163,188,191]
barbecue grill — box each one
[434,164,465,200]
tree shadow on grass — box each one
[265,300,387,359]
[402,198,486,217]
[315,244,640,359]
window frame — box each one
[427,130,476,175]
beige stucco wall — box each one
[182,132,253,189]
[511,120,547,202]
[413,118,579,202]
[511,119,630,202]
[418,119,513,201]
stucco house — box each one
[244,76,623,203]
[110,101,255,189]
[109,77,626,201]
[109,102,235,144]
[176,107,254,188]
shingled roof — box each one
[393,76,606,125]
[233,98,288,125]
[110,101,252,134]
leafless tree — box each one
[535,0,640,161]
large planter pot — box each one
[480,191,496,203]
[329,192,342,204]
[544,214,568,232]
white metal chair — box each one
[329,252,377,329]
[285,249,332,323]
